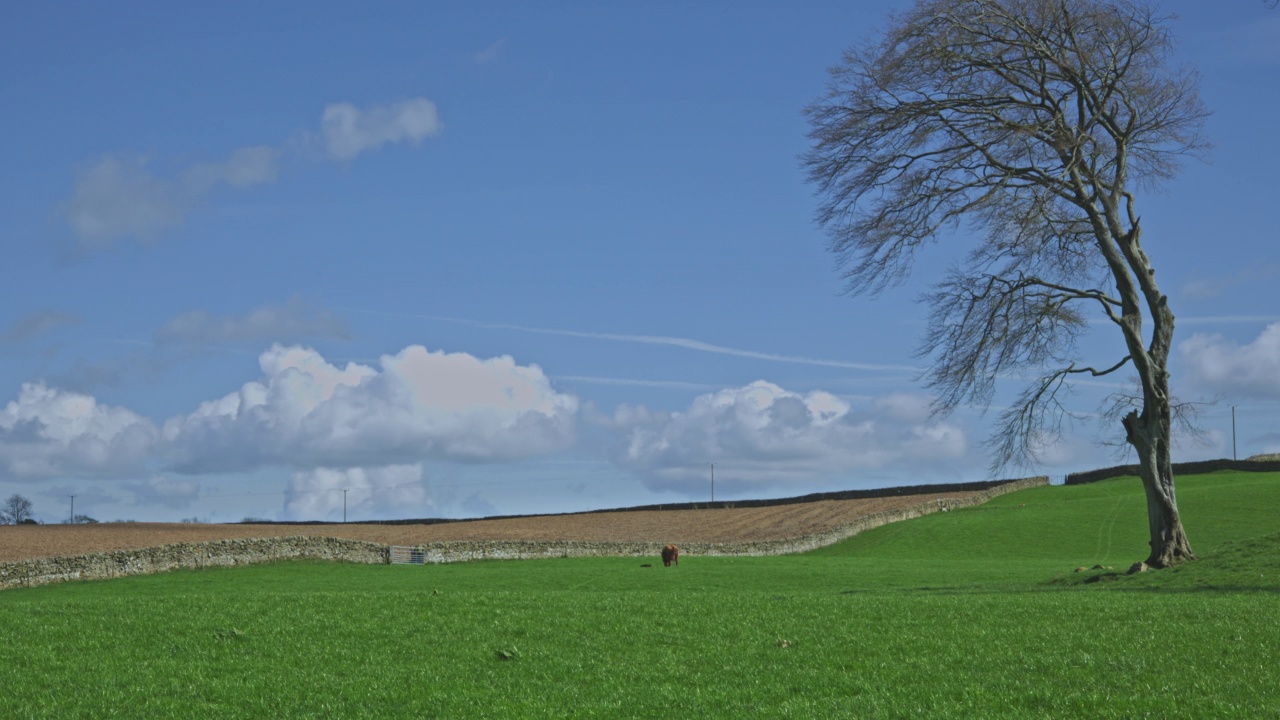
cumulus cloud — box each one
[64,147,280,248]
[285,464,430,521]
[1178,323,1280,399]
[611,381,969,494]
[123,475,202,509]
[162,344,578,473]
[320,98,443,160]
[0,383,158,479]
[156,297,348,349]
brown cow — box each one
[661,544,679,567]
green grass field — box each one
[2,471,1277,718]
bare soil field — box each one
[0,490,981,563]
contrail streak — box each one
[339,308,920,372]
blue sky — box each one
[2,1,1278,524]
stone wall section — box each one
[0,536,387,591]
[408,475,1048,563]
[1,476,1046,591]
[1064,459,1280,485]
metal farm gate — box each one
[389,546,428,565]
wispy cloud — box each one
[155,296,349,350]
[554,375,719,391]
[1089,314,1280,328]
[380,313,921,373]
[1176,315,1280,326]
[1209,12,1280,66]
[319,99,443,161]
[64,149,281,249]
[122,475,202,509]
[1181,262,1280,301]
[474,39,506,65]
[61,98,442,249]
[0,311,81,347]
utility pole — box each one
[709,463,715,504]
[69,494,76,524]
[342,488,348,523]
[1232,405,1237,461]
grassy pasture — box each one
[1,471,1277,718]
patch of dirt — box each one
[0,491,979,562]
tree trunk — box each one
[1123,402,1194,568]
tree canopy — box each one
[804,0,1208,567]
[1,494,35,525]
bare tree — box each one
[1,494,35,525]
[804,0,1208,567]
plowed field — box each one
[0,490,980,562]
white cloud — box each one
[0,383,158,479]
[162,344,578,473]
[64,147,280,248]
[156,297,348,349]
[612,381,969,494]
[320,98,443,160]
[285,464,429,521]
[1178,323,1280,399]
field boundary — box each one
[398,476,1048,564]
[264,476,1042,526]
[0,536,387,591]
[1064,458,1280,485]
[0,476,1046,591]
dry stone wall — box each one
[0,476,1047,590]
[1064,458,1280,485]
[403,475,1049,564]
[0,536,387,591]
